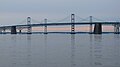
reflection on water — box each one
[44,34,47,67]
[0,34,119,67]
[10,35,32,67]
[11,35,17,67]
[26,35,32,67]
[93,35,103,66]
[113,34,120,67]
[89,34,93,67]
[71,34,76,67]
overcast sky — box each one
[0,0,120,25]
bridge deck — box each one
[0,22,119,29]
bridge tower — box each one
[27,17,32,34]
[90,16,93,34]
[71,14,75,34]
[44,19,48,34]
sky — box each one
[0,0,120,25]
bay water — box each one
[0,34,120,67]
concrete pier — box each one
[94,23,102,34]
[19,30,22,34]
[11,26,17,34]
[3,28,6,34]
[114,24,120,34]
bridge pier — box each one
[19,30,22,34]
[114,24,119,34]
[3,28,6,34]
[114,24,117,34]
[11,26,17,34]
[94,23,102,34]
[0,29,2,34]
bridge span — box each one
[0,14,120,34]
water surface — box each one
[0,34,120,67]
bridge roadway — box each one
[0,22,119,34]
[0,22,120,29]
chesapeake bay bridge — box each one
[0,14,120,34]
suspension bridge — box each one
[0,14,120,34]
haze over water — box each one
[0,34,120,67]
